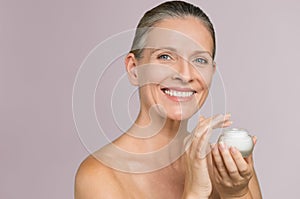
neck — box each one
[105,106,189,172]
[123,107,189,153]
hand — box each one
[210,137,258,199]
[182,114,232,199]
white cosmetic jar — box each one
[218,128,254,157]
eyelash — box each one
[193,57,208,64]
[157,54,172,60]
[157,53,210,66]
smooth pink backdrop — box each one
[1,0,300,198]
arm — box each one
[248,165,262,199]
[210,137,262,199]
[182,114,232,199]
[209,170,261,199]
[221,169,262,199]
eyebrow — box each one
[149,47,178,54]
[149,47,212,57]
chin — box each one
[166,108,197,121]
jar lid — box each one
[223,128,248,136]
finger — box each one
[198,114,228,129]
[244,135,257,164]
[189,128,210,157]
[188,133,201,157]
[244,153,253,165]
[207,147,213,168]
[221,120,233,128]
[211,147,223,183]
[183,134,193,152]
[196,128,213,159]
[230,147,252,178]
[199,115,206,122]
[253,135,258,145]
[211,142,229,179]
[208,113,231,129]
[193,123,210,138]
[218,142,242,180]
[194,114,231,137]
[193,116,213,137]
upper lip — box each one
[161,87,197,93]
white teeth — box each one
[163,89,194,97]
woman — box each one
[75,1,262,198]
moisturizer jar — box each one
[218,128,254,157]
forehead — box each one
[144,16,214,56]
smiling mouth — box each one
[161,88,196,98]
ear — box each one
[125,53,139,86]
[212,62,217,75]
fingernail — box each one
[230,146,237,154]
[210,143,216,148]
[225,113,231,118]
[219,141,226,150]
[213,144,218,152]
[253,136,258,144]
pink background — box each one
[1,0,300,198]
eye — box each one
[194,57,208,64]
[158,54,172,60]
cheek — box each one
[136,63,177,87]
[195,69,214,88]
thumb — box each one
[199,115,206,122]
[245,135,258,165]
[252,135,258,145]
[245,153,253,165]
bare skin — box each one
[75,116,261,199]
[75,17,262,199]
[75,154,185,199]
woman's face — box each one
[131,16,215,121]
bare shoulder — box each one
[75,155,125,199]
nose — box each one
[173,58,194,83]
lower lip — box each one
[161,90,195,102]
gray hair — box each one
[129,0,216,59]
